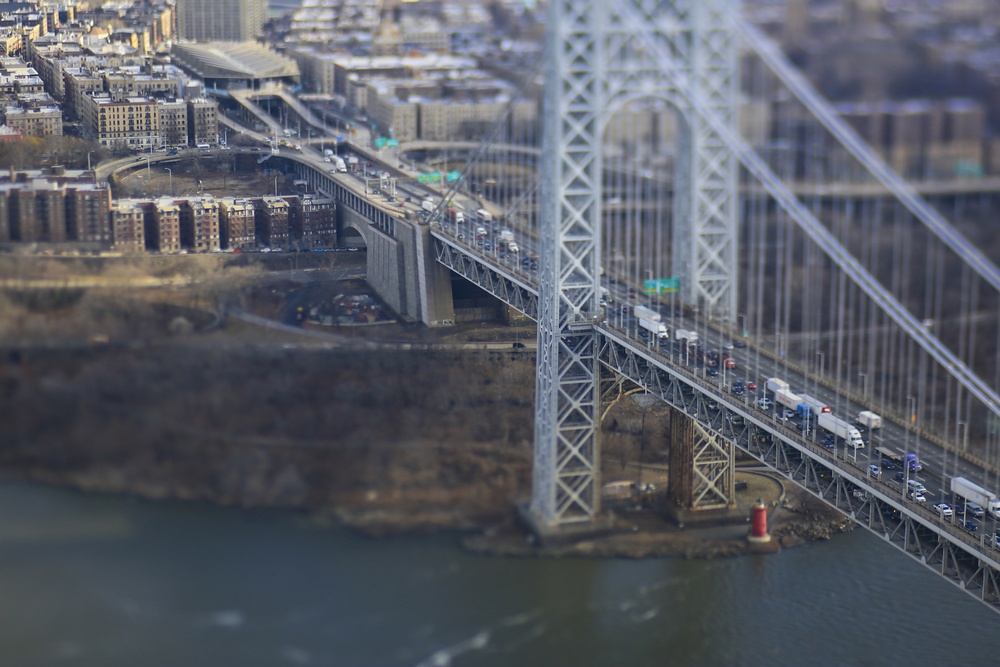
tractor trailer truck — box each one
[951,476,1000,519]
[817,413,865,449]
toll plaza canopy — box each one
[170,42,300,90]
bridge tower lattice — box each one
[531,0,740,528]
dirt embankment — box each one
[0,264,852,557]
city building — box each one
[157,99,188,148]
[67,185,113,244]
[219,197,255,249]
[3,102,62,136]
[186,97,218,146]
[111,199,145,253]
[178,196,220,252]
[286,194,335,249]
[176,0,265,42]
[80,94,160,150]
[146,198,181,252]
[255,196,289,248]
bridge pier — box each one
[340,206,455,326]
[666,408,741,525]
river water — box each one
[0,480,997,667]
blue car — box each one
[964,520,978,534]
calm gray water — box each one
[0,480,997,667]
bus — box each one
[196,143,210,151]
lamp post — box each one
[87,150,94,172]
[859,371,868,402]
[165,168,172,196]
[906,395,916,453]
[815,351,824,397]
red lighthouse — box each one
[748,498,771,543]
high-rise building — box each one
[176,0,265,42]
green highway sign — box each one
[386,138,399,147]
[417,171,441,183]
[374,137,387,148]
[446,170,463,182]
[644,276,680,294]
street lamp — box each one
[815,351,824,396]
[87,150,94,172]
[906,395,917,453]
[859,371,868,402]
[165,168,172,196]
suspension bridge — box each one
[228,0,1000,614]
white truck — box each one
[951,476,1000,519]
[774,389,806,412]
[476,209,493,224]
[638,318,669,341]
[674,329,699,346]
[766,378,790,394]
[856,410,882,430]
[347,156,359,171]
[330,156,347,173]
[507,242,519,254]
[798,393,831,416]
[498,229,515,248]
[323,148,334,157]
[421,198,436,213]
[818,413,865,448]
[633,305,661,323]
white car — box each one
[909,490,927,503]
[757,397,773,410]
[933,503,953,518]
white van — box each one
[906,479,927,495]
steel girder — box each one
[530,0,606,527]
[599,0,739,321]
[597,325,1000,613]
[432,236,539,320]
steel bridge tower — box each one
[531,0,739,529]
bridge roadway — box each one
[431,228,1000,612]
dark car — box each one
[881,460,897,471]
[512,342,526,349]
[964,520,978,534]
[895,472,906,483]
[706,367,719,377]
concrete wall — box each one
[338,204,454,326]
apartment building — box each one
[187,97,218,146]
[67,185,113,243]
[255,196,289,249]
[286,194,335,249]
[157,99,188,148]
[110,199,145,253]
[81,94,160,149]
[178,196,220,252]
[3,103,62,136]
[219,197,255,249]
[145,198,180,252]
